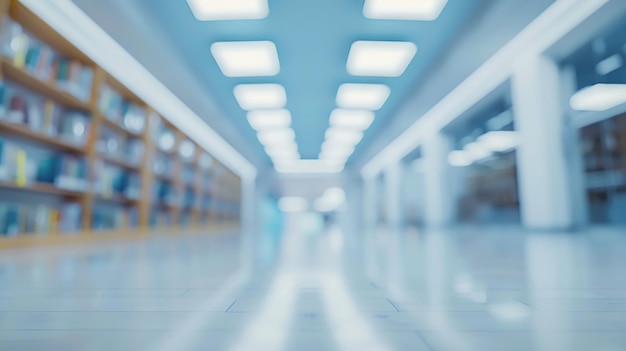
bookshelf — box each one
[0,0,242,248]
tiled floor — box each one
[1,223,626,350]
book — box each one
[25,97,45,132]
[98,84,123,122]
[12,33,29,68]
[57,202,82,234]
[121,102,146,134]
[58,112,90,146]
[0,16,24,60]
[6,93,27,123]
[43,101,61,137]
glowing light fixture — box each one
[463,142,492,161]
[274,160,344,174]
[595,54,623,76]
[278,197,308,212]
[211,41,279,77]
[186,0,269,20]
[478,131,518,153]
[314,187,346,212]
[247,109,291,131]
[363,0,449,21]
[336,84,390,110]
[329,109,375,131]
[257,128,295,146]
[325,128,363,145]
[234,84,286,110]
[347,41,417,77]
[570,84,626,111]
[448,150,473,167]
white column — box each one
[422,132,456,227]
[239,174,258,272]
[511,55,582,230]
[363,176,377,231]
[384,162,403,229]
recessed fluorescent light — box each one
[486,110,514,131]
[325,128,364,145]
[329,109,375,131]
[363,0,448,21]
[278,197,308,212]
[320,142,355,156]
[211,41,279,77]
[463,142,492,161]
[267,148,300,159]
[448,150,473,167]
[274,160,344,174]
[478,131,518,153]
[247,109,291,131]
[320,151,351,161]
[265,142,298,155]
[570,84,626,111]
[336,84,390,110]
[595,54,623,76]
[234,84,286,110]
[347,41,417,77]
[186,0,269,20]
[320,147,354,158]
[257,128,295,145]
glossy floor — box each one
[1,222,626,351]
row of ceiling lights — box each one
[187,0,450,171]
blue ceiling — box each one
[135,0,485,162]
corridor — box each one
[1,222,626,351]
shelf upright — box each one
[138,108,157,231]
[82,67,106,231]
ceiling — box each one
[70,0,487,169]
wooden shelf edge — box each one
[0,180,85,198]
[98,113,144,139]
[0,57,91,111]
[94,194,139,206]
[0,227,237,250]
[99,154,141,172]
[0,121,86,154]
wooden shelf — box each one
[154,173,175,183]
[100,154,141,172]
[0,180,85,198]
[0,58,91,111]
[94,194,139,206]
[0,121,86,154]
[0,0,243,249]
[98,113,143,138]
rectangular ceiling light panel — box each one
[329,109,375,131]
[321,142,356,155]
[363,0,449,21]
[325,128,364,145]
[570,84,626,111]
[347,41,417,77]
[257,128,295,146]
[247,109,292,131]
[211,41,279,77]
[274,160,344,174]
[234,84,286,110]
[187,0,269,20]
[336,84,390,110]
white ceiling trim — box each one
[361,0,612,179]
[19,0,257,181]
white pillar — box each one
[363,176,377,231]
[239,174,258,272]
[423,132,456,227]
[511,55,582,230]
[384,162,403,229]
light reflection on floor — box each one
[0,221,626,350]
